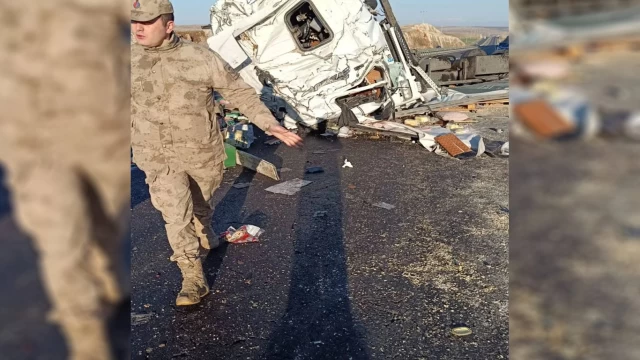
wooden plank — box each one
[235,150,280,181]
[480,99,509,105]
[436,106,476,112]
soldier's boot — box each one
[59,318,114,360]
[175,259,210,306]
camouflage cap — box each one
[131,0,174,22]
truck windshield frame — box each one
[284,1,334,52]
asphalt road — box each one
[0,110,509,360]
[131,115,510,359]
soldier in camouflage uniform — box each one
[0,1,130,359]
[131,0,303,306]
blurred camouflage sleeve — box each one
[208,53,280,132]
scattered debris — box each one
[338,126,353,138]
[232,182,252,189]
[451,326,473,337]
[500,142,509,156]
[132,313,153,326]
[484,140,508,158]
[305,166,324,174]
[313,211,328,218]
[373,202,395,210]
[403,118,421,127]
[265,178,312,195]
[236,149,280,181]
[343,159,353,168]
[437,112,470,122]
[159,343,166,348]
[624,112,640,140]
[311,341,324,345]
[264,138,281,145]
[435,133,472,157]
[221,225,264,244]
[146,347,153,354]
[225,123,255,149]
[518,60,571,80]
[223,143,238,169]
[446,123,465,132]
[513,99,575,139]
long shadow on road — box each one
[261,136,369,359]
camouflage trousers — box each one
[3,157,130,327]
[146,162,225,262]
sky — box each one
[171,0,508,27]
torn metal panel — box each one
[208,0,393,126]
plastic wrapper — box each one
[221,225,264,244]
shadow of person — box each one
[0,165,12,217]
[261,133,370,359]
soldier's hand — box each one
[270,124,303,148]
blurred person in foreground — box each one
[0,1,131,359]
[131,0,303,307]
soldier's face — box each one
[132,16,173,47]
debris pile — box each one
[510,58,639,142]
[508,5,640,142]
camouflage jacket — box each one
[131,33,278,176]
[0,0,130,166]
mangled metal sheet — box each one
[208,0,391,127]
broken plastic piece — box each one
[342,159,353,168]
[373,202,395,210]
[221,225,264,244]
[305,166,324,174]
[265,179,312,195]
[500,142,509,156]
[132,313,153,326]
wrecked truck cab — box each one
[207,0,423,128]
